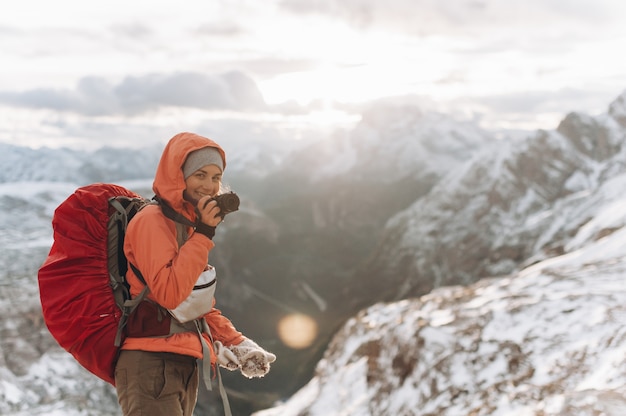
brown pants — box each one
[115,350,199,416]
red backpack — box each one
[38,183,150,385]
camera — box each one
[203,192,240,217]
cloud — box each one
[278,0,493,33]
[279,0,626,36]
[0,71,268,116]
[238,57,317,79]
[109,22,153,39]
[474,88,613,115]
[194,21,245,37]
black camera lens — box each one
[215,192,240,214]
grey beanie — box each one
[183,147,224,179]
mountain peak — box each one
[608,89,626,127]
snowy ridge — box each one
[294,103,494,183]
[361,93,626,302]
[255,227,626,416]
[351,106,493,180]
[0,133,313,185]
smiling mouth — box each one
[184,190,211,205]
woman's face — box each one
[183,164,222,205]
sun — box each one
[277,313,318,349]
[255,17,414,106]
[257,26,458,109]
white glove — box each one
[214,340,240,371]
[229,338,277,378]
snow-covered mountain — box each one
[278,100,493,184]
[1,90,626,415]
[254,221,626,415]
[359,96,626,305]
[0,129,312,185]
[0,144,158,184]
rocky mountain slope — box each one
[254,217,626,415]
[359,94,626,306]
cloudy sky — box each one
[2,0,626,149]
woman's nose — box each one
[203,182,218,194]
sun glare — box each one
[258,25,463,107]
[277,313,318,349]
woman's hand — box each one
[197,196,222,227]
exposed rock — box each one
[361,106,626,304]
[255,229,626,415]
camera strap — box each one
[153,196,196,227]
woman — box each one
[115,132,275,416]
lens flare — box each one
[277,313,318,349]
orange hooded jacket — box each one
[121,132,244,361]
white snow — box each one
[255,225,626,415]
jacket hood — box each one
[153,132,226,222]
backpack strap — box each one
[109,197,151,347]
[196,318,232,416]
[115,282,150,346]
